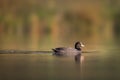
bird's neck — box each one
[75,47,81,51]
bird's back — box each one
[52,47,81,56]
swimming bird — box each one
[52,41,84,61]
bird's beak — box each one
[81,44,85,47]
[80,42,85,47]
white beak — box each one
[80,42,85,47]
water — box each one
[0,54,81,80]
[0,30,120,80]
[0,47,120,80]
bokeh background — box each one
[1,1,120,80]
[0,0,120,51]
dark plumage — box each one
[52,41,84,61]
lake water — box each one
[0,45,120,80]
[0,31,120,80]
[0,22,120,80]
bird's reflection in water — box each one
[74,55,85,80]
[75,54,84,64]
[80,55,84,64]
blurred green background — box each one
[1,1,120,80]
[0,0,120,51]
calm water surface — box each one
[0,45,120,80]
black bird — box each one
[52,41,84,62]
